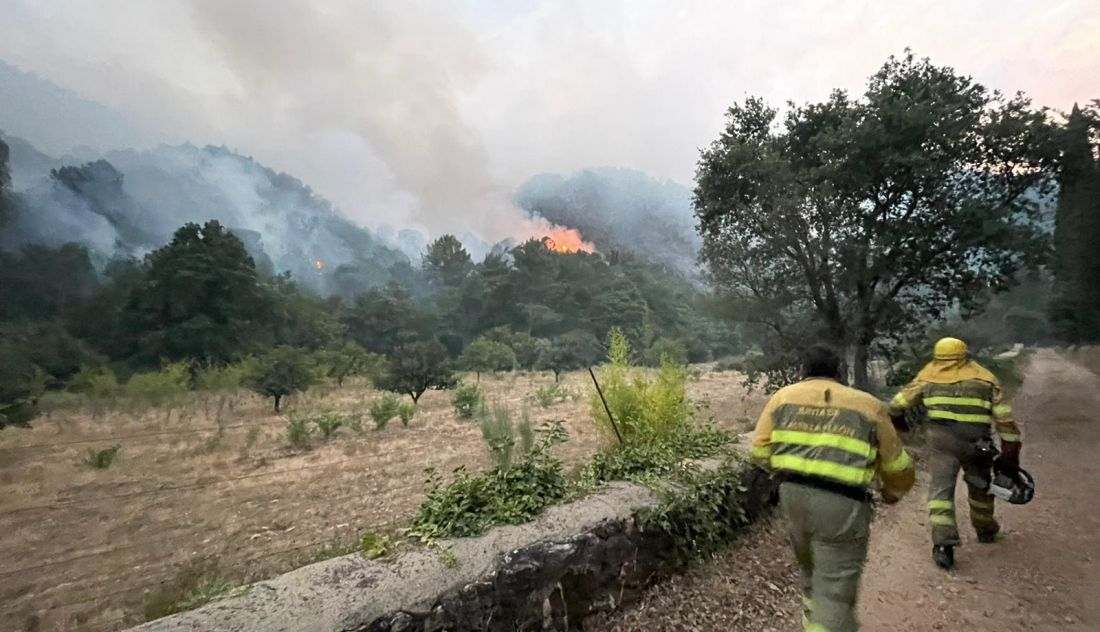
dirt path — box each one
[598,348,1100,631]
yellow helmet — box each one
[933,337,968,360]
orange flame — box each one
[542,227,594,253]
[315,260,324,272]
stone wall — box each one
[129,459,775,632]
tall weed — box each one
[397,402,416,427]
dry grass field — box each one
[0,367,765,632]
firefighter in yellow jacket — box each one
[889,337,1022,570]
[753,345,915,632]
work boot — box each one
[977,530,999,543]
[933,545,955,570]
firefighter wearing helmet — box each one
[888,337,1025,570]
[752,345,915,632]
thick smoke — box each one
[516,168,701,274]
[1,135,408,293]
[181,0,581,248]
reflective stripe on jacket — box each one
[889,368,1022,443]
[753,378,914,499]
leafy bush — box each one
[123,362,190,405]
[644,337,689,367]
[406,421,569,541]
[634,460,750,558]
[589,328,690,441]
[370,393,401,430]
[451,383,483,419]
[286,415,314,449]
[195,361,252,391]
[68,366,121,399]
[581,424,732,485]
[313,409,344,440]
[84,445,121,469]
[534,382,571,408]
[397,401,416,427]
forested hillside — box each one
[0,134,734,427]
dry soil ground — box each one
[0,367,765,632]
[597,348,1100,631]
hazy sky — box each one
[1,0,1097,238]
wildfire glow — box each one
[315,259,324,272]
[542,228,595,253]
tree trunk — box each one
[553,370,561,383]
[853,340,871,391]
[411,390,422,404]
[273,394,282,413]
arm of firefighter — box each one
[873,405,915,502]
[991,383,1022,445]
[751,395,780,467]
[887,379,925,417]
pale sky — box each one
[1,0,1097,239]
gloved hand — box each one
[890,414,910,433]
[1000,441,1022,468]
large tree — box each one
[695,52,1057,388]
[373,339,456,403]
[1050,102,1100,341]
[126,220,268,365]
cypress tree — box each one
[1051,104,1100,341]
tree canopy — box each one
[126,220,267,366]
[695,52,1057,387]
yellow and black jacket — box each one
[888,359,1021,443]
[752,378,915,499]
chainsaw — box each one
[964,438,1036,505]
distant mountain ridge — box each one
[0,135,409,297]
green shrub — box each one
[370,393,401,430]
[68,366,120,399]
[644,337,689,367]
[534,382,571,408]
[313,409,344,440]
[195,361,252,391]
[123,362,190,405]
[397,402,416,427]
[406,421,569,541]
[634,460,750,558]
[84,445,121,469]
[451,383,483,419]
[286,415,314,449]
[589,328,690,442]
[581,424,733,485]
